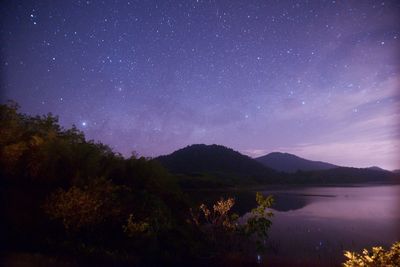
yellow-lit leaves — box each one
[196,197,236,229]
[43,179,121,231]
[123,214,150,237]
[343,241,400,266]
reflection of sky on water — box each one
[260,185,400,266]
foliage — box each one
[343,241,400,267]
[122,214,150,237]
[0,102,182,260]
[0,101,274,265]
[190,192,273,254]
[190,197,238,237]
[242,192,274,251]
[43,179,121,231]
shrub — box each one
[343,241,400,266]
[242,192,274,251]
[122,214,150,237]
[43,179,121,231]
[190,192,273,254]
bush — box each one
[189,192,274,254]
[43,179,121,231]
[343,241,400,266]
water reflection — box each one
[270,193,312,211]
[261,185,400,266]
[186,185,400,266]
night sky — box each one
[1,1,399,169]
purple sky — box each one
[1,1,399,169]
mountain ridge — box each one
[155,144,278,186]
[156,144,271,173]
[154,144,398,187]
[255,152,338,173]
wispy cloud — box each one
[280,138,400,170]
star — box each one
[2,0,398,170]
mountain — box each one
[155,144,278,187]
[155,145,399,187]
[367,166,390,172]
[255,152,338,173]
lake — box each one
[257,184,400,266]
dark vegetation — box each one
[287,167,398,184]
[0,101,275,266]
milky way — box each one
[1,1,399,169]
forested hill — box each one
[155,144,279,186]
[156,144,273,175]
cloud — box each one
[242,149,271,158]
[242,75,400,169]
[280,138,400,170]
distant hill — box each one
[367,166,390,172]
[155,144,278,187]
[255,152,338,173]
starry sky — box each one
[1,1,399,169]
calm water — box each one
[258,185,400,266]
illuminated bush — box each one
[122,214,150,237]
[43,179,121,231]
[190,192,273,253]
[343,241,400,267]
